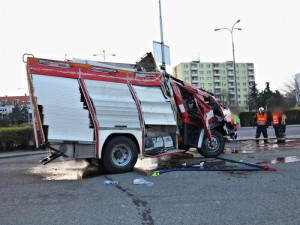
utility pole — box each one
[158,0,165,71]
[215,20,242,108]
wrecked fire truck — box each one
[24,53,237,173]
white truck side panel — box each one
[84,80,141,128]
[98,130,143,158]
[32,75,94,142]
[133,86,176,125]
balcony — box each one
[228,79,234,82]
[214,73,220,76]
[192,80,198,84]
[227,66,234,70]
[213,67,219,70]
[248,72,254,76]
[249,78,255,82]
[229,91,236,95]
[228,73,234,76]
[230,98,236,101]
[248,66,254,70]
[215,85,221,89]
[214,79,220,82]
[191,74,198,77]
[228,85,235,88]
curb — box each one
[0,151,47,160]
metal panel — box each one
[75,144,96,158]
[133,86,176,125]
[84,80,141,128]
[32,75,94,142]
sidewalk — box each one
[0,150,47,159]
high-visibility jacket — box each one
[256,113,267,126]
[272,113,280,125]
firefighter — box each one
[253,107,268,143]
[272,109,285,143]
[282,113,287,136]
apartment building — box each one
[173,61,255,109]
[0,95,31,119]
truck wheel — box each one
[101,136,138,174]
[197,130,225,157]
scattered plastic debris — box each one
[133,178,154,186]
[191,162,204,168]
[104,180,119,185]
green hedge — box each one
[239,110,300,127]
[0,126,34,151]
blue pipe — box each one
[158,167,259,174]
[215,156,263,168]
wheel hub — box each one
[111,144,132,166]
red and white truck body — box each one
[25,53,236,173]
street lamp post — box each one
[214,20,242,107]
[93,50,116,62]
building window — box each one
[244,95,248,98]
[238,89,240,92]
[243,88,247,92]
[237,83,240,86]
[222,83,226,86]
[0,101,5,107]
[238,101,241,104]
[184,64,188,68]
[208,89,213,92]
[13,100,19,106]
[221,64,225,68]
[207,71,211,74]
[237,76,240,80]
[222,77,226,80]
[221,71,226,74]
[243,82,247,86]
[200,77,204,81]
[206,65,211,69]
[184,71,189,75]
[207,77,211,81]
[200,83,205,88]
[184,77,189,81]
[208,83,212,87]
[236,71,239,74]
[242,70,246,74]
[222,89,227,93]
[238,95,241,98]
[242,76,246,80]
[242,64,246,68]
[199,71,203,74]
[235,64,239,68]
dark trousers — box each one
[255,125,268,142]
[274,125,284,142]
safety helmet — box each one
[259,107,264,111]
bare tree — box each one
[282,75,299,108]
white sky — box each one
[1,0,300,96]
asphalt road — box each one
[0,142,300,225]
[237,125,300,139]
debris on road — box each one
[133,178,154,187]
[104,180,119,185]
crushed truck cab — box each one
[25,53,236,173]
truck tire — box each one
[101,136,138,174]
[197,130,225,157]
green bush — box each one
[0,126,34,151]
[239,110,300,127]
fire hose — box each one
[152,156,276,176]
